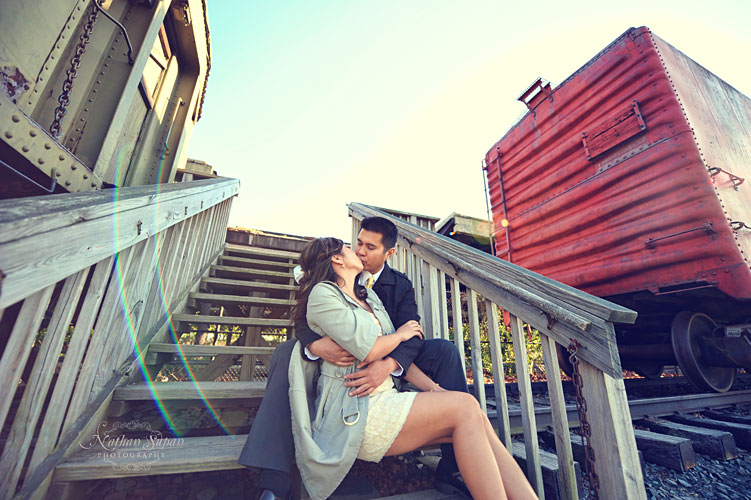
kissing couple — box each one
[240,216,537,500]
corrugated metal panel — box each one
[485,26,751,301]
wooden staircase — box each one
[50,235,308,488]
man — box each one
[239,216,470,500]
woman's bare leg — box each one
[385,391,507,500]
[481,414,538,500]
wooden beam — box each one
[540,333,578,500]
[438,271,450,340]
[218,255,296,269]
[148,343,276,356]
[0,285,54,432]
[637,418,737,460]
[510,313,544,498]
[201,277,296,292]
[667,414,751,449]
[511,442,582,500]
[632,429,696,472]
[0,178,239,308]
[485,301,512,448]
[112,381,266,401]
[53,434,248,482]
[578,359,646,500]
[450,277,466,376]
[190,292,295,307]
[0,270,88,494]
[25,256,114,480]
[224,243,300,260]
[466,290,486,411]
[173,314,292,328]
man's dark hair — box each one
[360,216,398,249]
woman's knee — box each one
[446,392,483,423]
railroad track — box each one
[473,388,751,499]
[484,389,751,435]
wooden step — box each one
[172,314,292,328]
[113,381,266,401]
[202,276,297,292]
[53,434,247,481]
[211,264,292,280]
[148,343,276,357]
[219,255,296,269]
[189,292,295,308]
[225,243,300,260]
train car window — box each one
[141,25,172,102]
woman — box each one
[288,237,537,500]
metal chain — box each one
[50,1,99,138]
[568,339,600,499]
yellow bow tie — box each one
[365,275,375,289]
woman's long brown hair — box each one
[293,237,367,326]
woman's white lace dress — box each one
[356,312,417,462]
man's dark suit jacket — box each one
[295,263,424,373]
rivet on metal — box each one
[22,145,29,152]
[71,164,77,170]
[4,131,12,139]
[38,158,45,164]
[29,129,37,137]
[11,115,20,122]
[83,174,88,179]
[44,143,51,150]
[65,181,71,186]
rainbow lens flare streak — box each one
[114,138,231,438]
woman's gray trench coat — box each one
[288,281,396,500]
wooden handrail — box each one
[349,202,634,377]
[0,177,239,309]
[0,179,238,498]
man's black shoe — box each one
[256,489,288,500]
[434,460,472,499]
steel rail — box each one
[487,389,751,435]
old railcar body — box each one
[0,0,210,199]
[484,26,751,392]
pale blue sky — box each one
[187,0,751,241]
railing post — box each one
[450,277,466,376]
[510,314,544,499]
[579,358,646,499]
[423,261,441,340]
[438,271,450,340]
[467,290,486,411]
[485,300,512,448]
[540,334,578,500]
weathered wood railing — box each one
[0,177,239,499]
[349,202,646,500]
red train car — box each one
[484,26,751,392]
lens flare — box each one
[113,130,231,438]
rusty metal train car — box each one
[484,26,751,392]
[0,0,210,200]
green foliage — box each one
[447,294,544,380]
